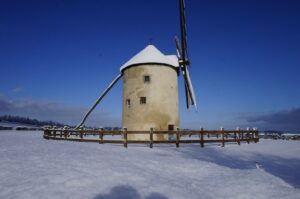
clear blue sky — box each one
[1,0,300,131]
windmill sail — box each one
[177,0,197,110]
[184,66,197,110]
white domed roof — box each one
[120,45,179,72]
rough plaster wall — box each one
[122,65,179,140]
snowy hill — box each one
[0,130,299,199]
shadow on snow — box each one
[179,146,300,188]
[93,185,169,199]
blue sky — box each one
[0,0,300,131]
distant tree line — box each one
[0,115,121,130]
[0,115,66,127]
[262,130,284,135]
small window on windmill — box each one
[168,125,174,131]
[140,97,146,104]
[126,99,131,108]
[143,75,150,83]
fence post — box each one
[200,128,204,148]
[241,130,244,140]
[80,130,83,139]
[176,128,180,148]
[44,130,49,139]
[221,127,225,147]
[99,128,103,144]
[150,128,153,148]
[64,130,67,138]
[254,128,259,143]
[246,127,250,144]
[123,128,127,148]
[236,127,241,145]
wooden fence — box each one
[43,128,259,148]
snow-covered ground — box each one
[0,131,299,199]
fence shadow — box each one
[93,185,169,199]
[179,147,300,188]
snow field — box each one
[0,131,299,199]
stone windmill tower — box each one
[120,45,180,140]
[75,0,197,141]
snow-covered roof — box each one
[120,45,179,72]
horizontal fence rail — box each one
[43,128,259,148]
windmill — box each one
[75,0,197,140]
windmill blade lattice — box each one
[176,0,197,110]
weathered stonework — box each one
[122,65,179,140]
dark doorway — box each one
[168,124,175,141]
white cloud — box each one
[0,93,121,127]
[239,108,300,132]
[12,87,24,93]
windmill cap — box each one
[120,45,179,72]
